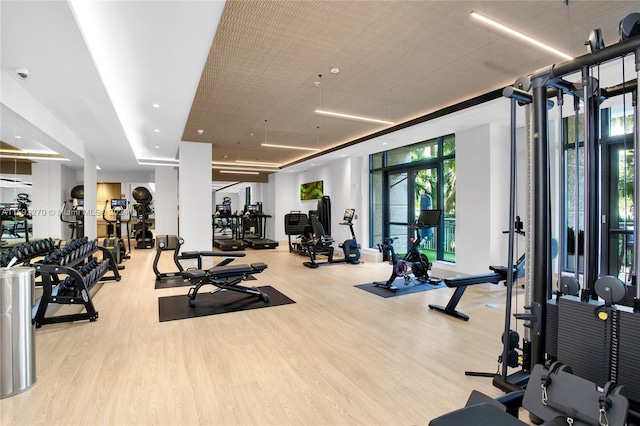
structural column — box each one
[179,142,212,252]
[83,152,97,239]
[30,162,64,239]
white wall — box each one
[154,167,178,236]
[263,110,532,276]
[488,123,512,268]
[98,171,154,184]
[1,71,85,161]
[271,171,300,242]
[456,124,493,274]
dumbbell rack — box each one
[33,238,121,327]
[0,237,58,267]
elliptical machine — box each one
[374,209,442,292]
[60,185,85,240]
[132,187,154,249]
[102,199,131,268]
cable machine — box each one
[478,14,640,421]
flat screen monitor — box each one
[75,198,84,207]
[343,208,355,222]
[111,199,127,209]
[246,204,259,213]
[416,209,442,227]
[216,204,231,214]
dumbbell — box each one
[79,263,91,276]
[49,250,63,263]
[12,248,24,262]
[58,276,74,294]
[26,242,36,256]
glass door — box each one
[387,171,409,254]
[414,168,439,260]
[604,142,634,282]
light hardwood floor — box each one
[1,243,528,425]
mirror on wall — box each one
[1,105,82,246]
[1,107,36,247]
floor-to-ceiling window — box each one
[562,113,585,274]
[369,134,455,262]
[602,104,635,282]
[561,104,635,281]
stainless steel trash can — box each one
[0,266,36,398]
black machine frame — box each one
[456,21,640,424]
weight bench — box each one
[182,262,269,307]
[430,362,629,426]
[153,234,245,280]
[179,250,242,270]
[428,253,525,321]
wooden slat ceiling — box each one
[183,1,639,181]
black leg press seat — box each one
[430,363,629,426]
[182,262,269,307]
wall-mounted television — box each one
[300,180,323,200]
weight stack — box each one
[316,196,331,235]
[556,296,609,388]
[617,310,640,404]
[545,298,559,359]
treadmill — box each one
[241,204,279,249]
[212,205,246,251]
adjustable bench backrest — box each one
[284,212,309,235]
[310,214,333,243]
[523,363,629,426]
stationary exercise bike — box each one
[303,208,361,268]
[374,209,442,292]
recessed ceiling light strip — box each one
[212,165,275,173]
[0,154,70,162]
[470,11,574,61]
[219,170,259,175]
[261,143,320,151]
[234,160,281,167]
[138,159,179,167]
[212,161,280,168]
[314,109,395,125]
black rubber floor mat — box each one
[158,285,295,322]
[354,278,445,298]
